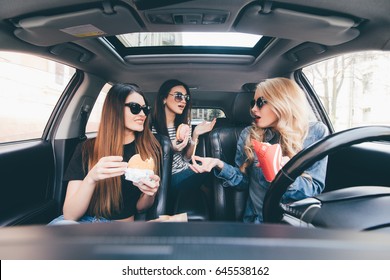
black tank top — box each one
[63,140,141,220]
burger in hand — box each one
[124,154,155,183]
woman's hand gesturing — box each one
[193,118,216,138]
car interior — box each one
[1,0,390,259]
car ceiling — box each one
[1,0,390,93]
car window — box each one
[191,108,225,125]
[303,51,390,131]
[0,51,75,143]
[85,83,112,133]
[86,91,225,132]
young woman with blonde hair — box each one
[49,83,162,224]
[190,77,329,223]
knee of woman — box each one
[47,215,79,225]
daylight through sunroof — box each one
[116,32,262,48]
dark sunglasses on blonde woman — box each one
[169,92,190,102]
[250,96,267,109]
[125,102,151,116]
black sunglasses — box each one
[169,92,190,102]
[250,96,267,109]
[124,102,151,116]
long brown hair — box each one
[84,83,162,218]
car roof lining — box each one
[234,4,361,46]
[11,1,362,49]
[2,0,390,93]
[13,4,143,47]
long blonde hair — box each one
[241,77,310,173]
[84,83,162,218]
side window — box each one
[303,51,390,131]
[86,83,112,133]
[86,92,225,132]
[0,52,75,143]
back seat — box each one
[173,119,234,220]
[137,133,173,220]
[173,126,213,221]
[208,92,253,221]
[174,92,253,221]
[209,127,247,221]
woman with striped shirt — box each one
[151,79,215,197]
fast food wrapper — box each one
[124,168,154,183]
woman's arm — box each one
[135,174,160,212]
[282,122,330,203]
[62,179,96,221]
[282,156,328,203]
[62,155,127,220]
[184,119,216,159]
[190,126,250,190]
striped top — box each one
[152,126,191,174]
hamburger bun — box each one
[176,123,190,142]
[127,154,155,170]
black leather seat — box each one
[171,119,234,221]
[173,134,211,221]
[208,92,254,221]
[174,92,253,221]
[209,126,247,221]
[137,134,172,220]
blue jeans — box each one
[171,167,209,191]
[170,168,210,214]
[47,215,112,225]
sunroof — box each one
[116,32,261,48]
[105,32,272,57]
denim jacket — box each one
[214,121,329,223]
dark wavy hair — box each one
[151,79,191,136]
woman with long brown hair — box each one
[49,83,161,224]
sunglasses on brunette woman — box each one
[125,102,151,116]
[250,96,267,109]
[169,92,190,102]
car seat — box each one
[136,133,172,220]
[173,115,235,221]
[208,92,253,221]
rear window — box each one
[191,108,225,125]
[86,93,226,133]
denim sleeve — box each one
[213,128,250,190]
[282,122,329,202]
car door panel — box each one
[0,140,56,226]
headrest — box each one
[231,92,253,125]
[214,117,233,128]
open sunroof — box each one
[116,32,261,48]
[105,32,272,57]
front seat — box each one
[208,92,253,221]
[137,134,172,220]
